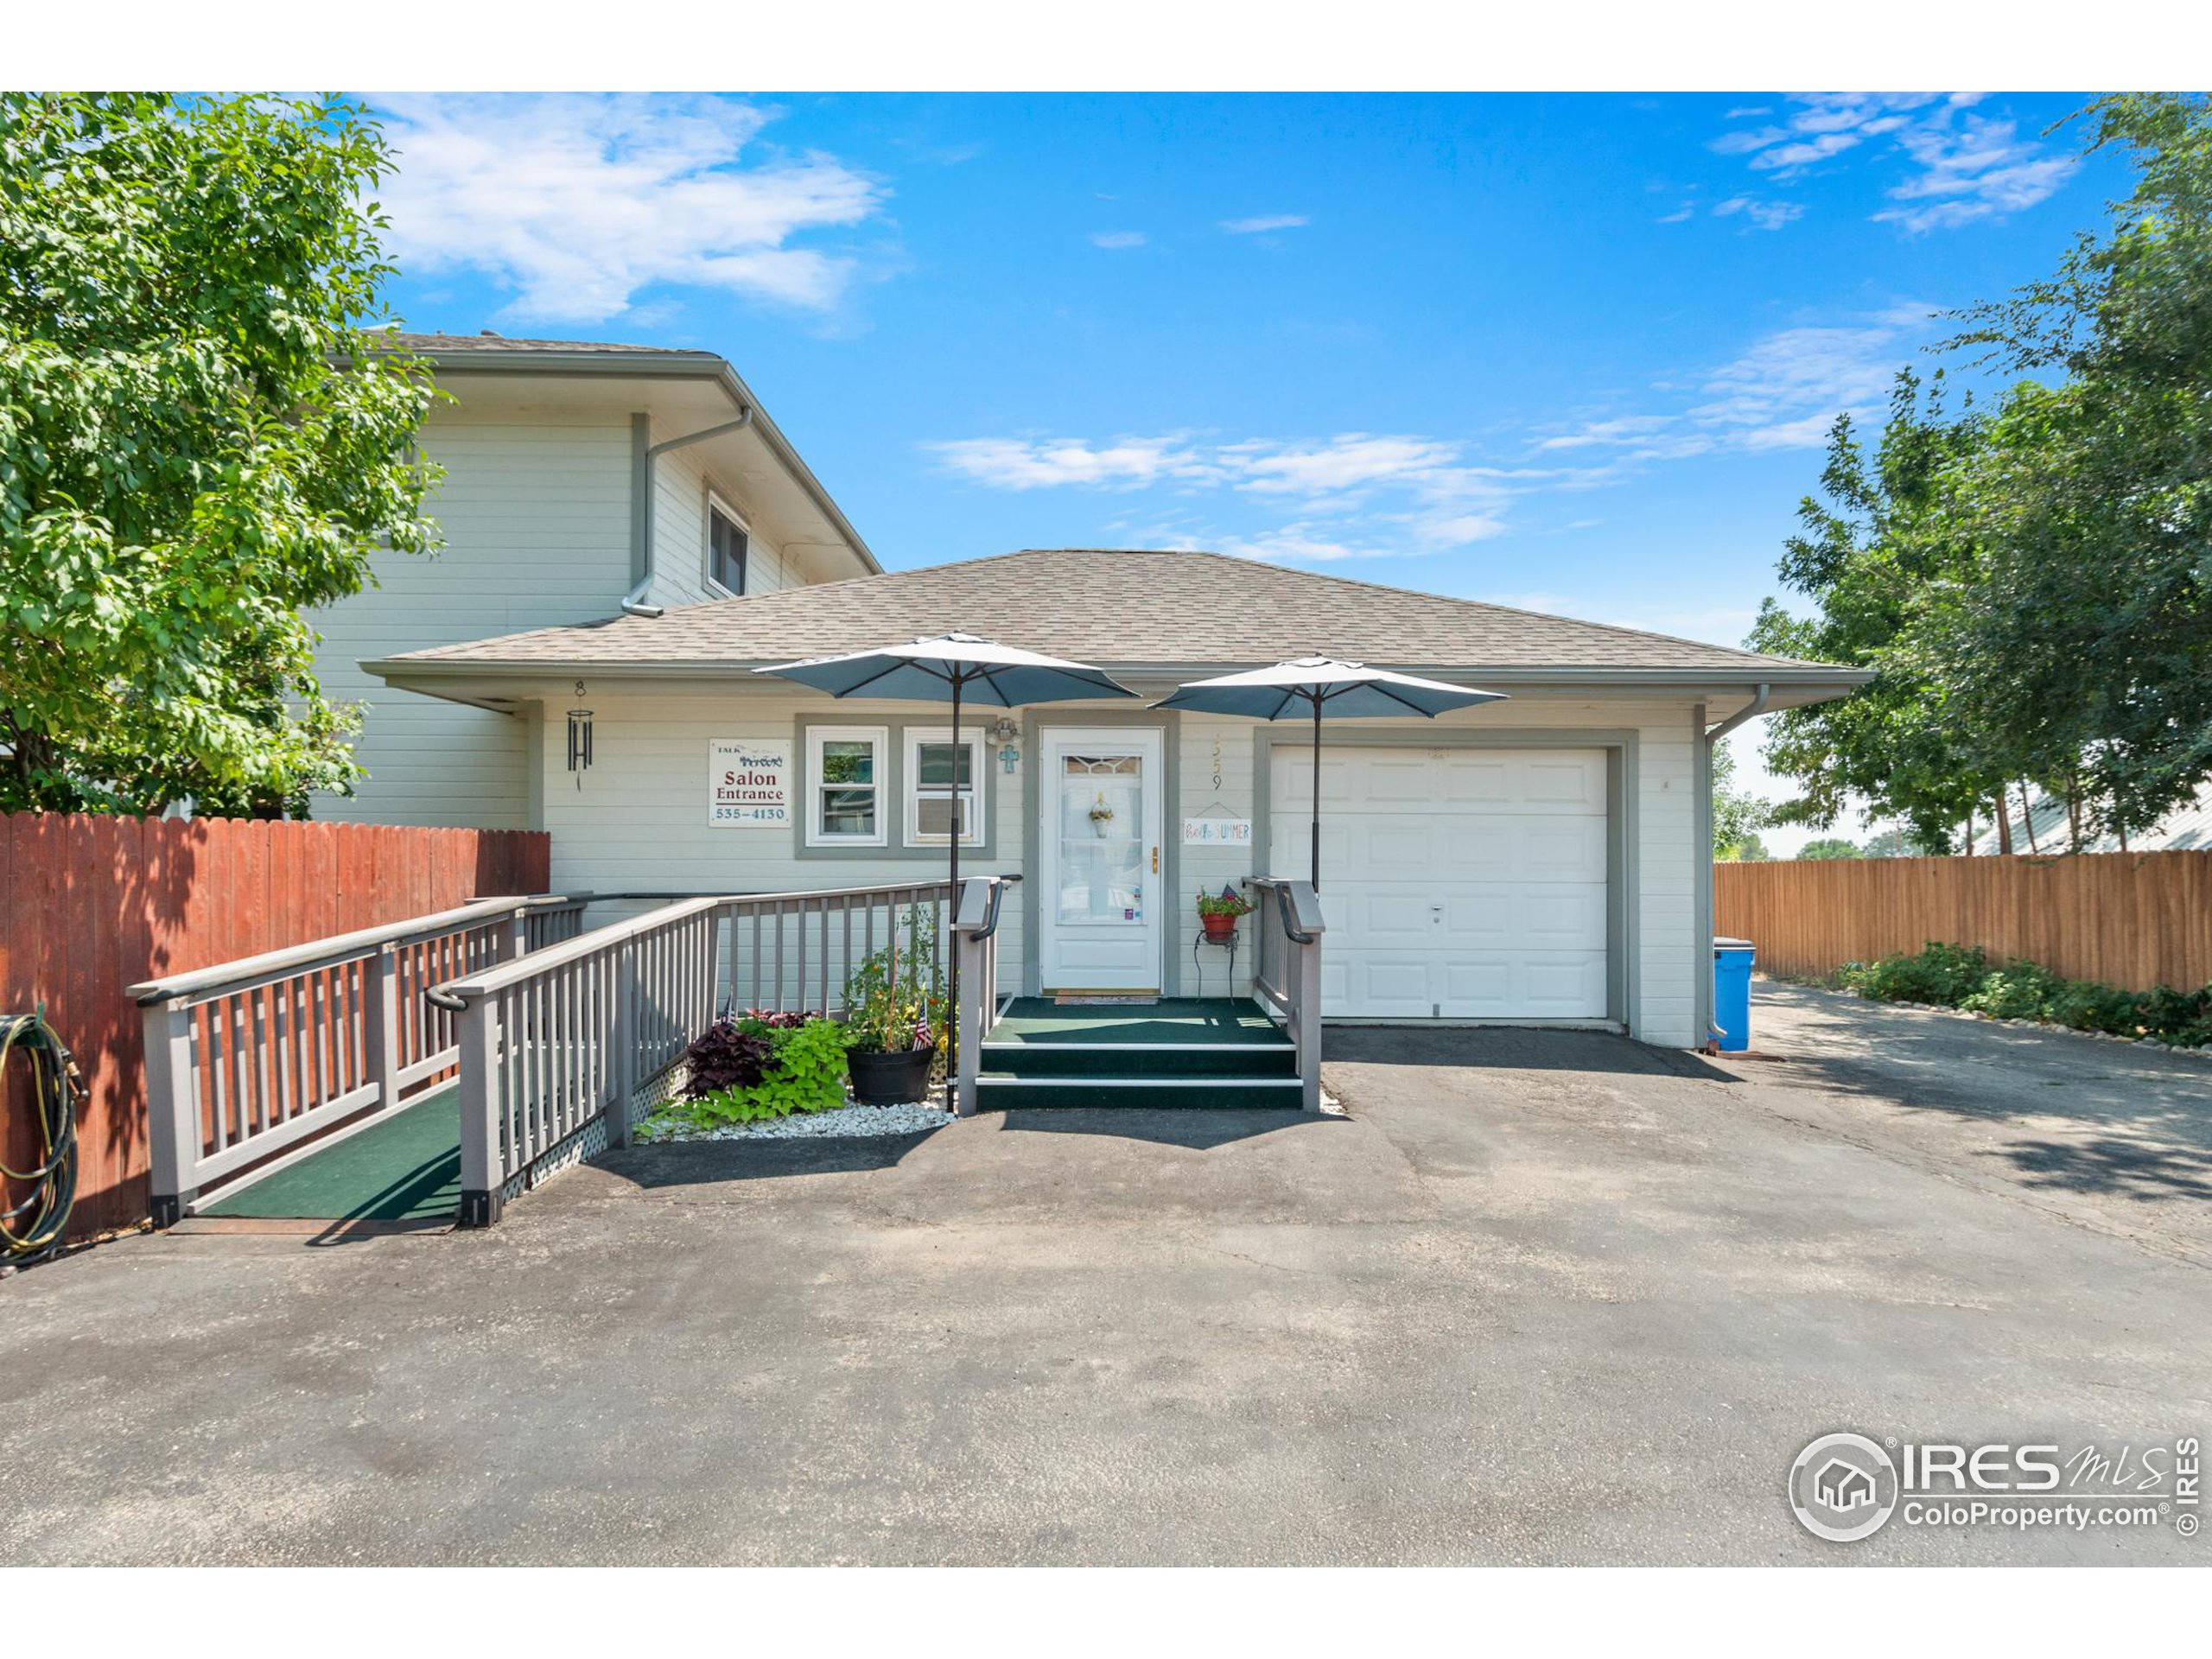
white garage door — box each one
[1269,747,1610,1020]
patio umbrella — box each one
[757,633,1137,1077]
[1153,658,1507,890]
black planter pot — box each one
[847,1046,935,1105]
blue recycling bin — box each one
[1713,937,1756,1053]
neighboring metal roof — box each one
[368,547,1862,684]
[1974,782,2212,855]
[378,331,881,576]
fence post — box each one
[143,1000,198,1227]
[952,880,994,1116]
[608,936,639,1148]
[1285,880,1326,1114]
[363,942,402,1111]
[456,993,503,1227]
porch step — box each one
[974,1074,1306,1110]
[973,995,1306,1109]
[977,1039,1298,1080]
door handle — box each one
[1151,845,1159,874]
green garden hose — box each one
[1,1011,81,1262]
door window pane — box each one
[1056,752,1145,925]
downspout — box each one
[1700,683,1770,1049]
[622,405,756,616]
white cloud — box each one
[1713,195,1805,231]
[1537,302,1937,460]
[1090,230,1147,249]
[925,435,1207,490]
[372,93,886,325]
[1874,111,2080,232]
[924,429,1532,563]
[1219,214,1312,234]
[1224,434,1463,496]
[1708,92,2074,233]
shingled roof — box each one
[371,548,1849,681]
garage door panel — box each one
[1271,745,1610,1020]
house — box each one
[341,343,1866,1052]
[1815,1459,1878,1513]
[1973,780,2212,855]
[311,333,880,829]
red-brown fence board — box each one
[0,813,551,1238]
[1714,851,2212,993]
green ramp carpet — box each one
[200,1087,461,1223]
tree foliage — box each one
[1795,837,1862,861]
[0,92,438,816]
[1753,92,2212,851]
[1711,736,1771,860]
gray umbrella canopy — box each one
[758,633,1137,1077]
[1154,658,1506,889]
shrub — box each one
[2045,978,2145,1038]
[1834,941,2210,1048]
[1960,963,2061,1022]
[652,1014,851,1132]
[1840,941,1990,1005]
[682,1018,779,1098]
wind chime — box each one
[567,680,594,788]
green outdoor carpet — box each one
[200,1087,461,1222]
[989,997,1287,1047]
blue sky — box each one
[370,92,2125,835]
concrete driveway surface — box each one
[2,982,2207,1566]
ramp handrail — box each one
[952,875,1022,1117]
[434,880,983,1225]
[137,892,590,1224]
[1249,876,1326,1113]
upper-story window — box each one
[707,497,749,596]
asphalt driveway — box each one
[1,986,2206,1566]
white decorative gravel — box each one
[643,1097,954,1142]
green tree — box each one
[0,92,438,816]
[1711,736,1772,860]
[1859,827,1916,858]
[1934,92,2212,845]
[1796,836,1862,860]
[1748,372,1999,852]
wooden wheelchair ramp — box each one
[195,1086,461,1224]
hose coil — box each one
[2,1012,81,1262]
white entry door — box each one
[1038,728,1165,992]
[1270,746,1610,1019]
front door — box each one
[1038,727,1165,992]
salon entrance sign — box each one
[709,740,790,828]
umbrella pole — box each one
[947,672,962,1092]
[1310,693,1323,892]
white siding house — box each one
[308,334,879,827]
[367,545,1866,1049]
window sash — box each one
[805,727,887,846]
[708,500,748,596]
[905,729,985,846]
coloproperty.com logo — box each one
[1789,1432,2202,1543]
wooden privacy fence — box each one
[1714,851,2212,992]
[0,813,551,1236]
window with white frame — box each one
[904,728,985,847]
[806,726,887,847]
[706,496,748,596]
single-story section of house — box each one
[366,547,1866,1048]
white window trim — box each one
[904,727,986,848]
[805,725,889,848]
[703,491,750,600]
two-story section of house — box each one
[311,333,880,828]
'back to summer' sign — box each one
[709,740,790,827]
